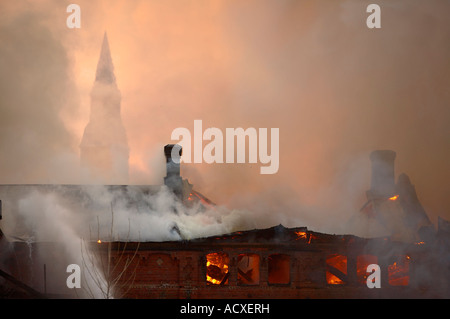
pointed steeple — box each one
[80,32,129,184]
[95,32,116,84]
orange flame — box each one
[294,231,316,244]
[294,231,307,240]
[389,195,399,201]
[326,254,347,285]
[206,253,229,285]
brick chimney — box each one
[164,144,183,199]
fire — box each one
[326,254,347,285]
[357,255,378,284]
[295,231,307,240]
[206,252,229,285]
[97,239,102,244]
[389,195,399,201]
[294,231,316,244]
[388,255,410,286]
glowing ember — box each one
[294,231,315,244]
[388,255,410,286]
[186,191,215,207]
[206,252,229,285]
[294,231,307,240]
[357,255,378,284]
[389,195,399,201]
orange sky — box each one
[0,0,449,232]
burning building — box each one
[0,143,211,298]
[0,34,448,299]
[0,145,449,299]
[89,224,450,299]
[86,149,448,299]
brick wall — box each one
[104,242,449,299]
[3,238,448,299]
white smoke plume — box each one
[0,0,449,298]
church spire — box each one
[80,32,129,184]
[95,32,116,84]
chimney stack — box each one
[369,150,396,197]
[164,144,183,199]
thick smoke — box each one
[0,0,449,260]
[2,185,262,243]
[0,2,81,184]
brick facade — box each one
[93,226,450,299]
[2,225,449,298]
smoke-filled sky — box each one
[0,0,449,233]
